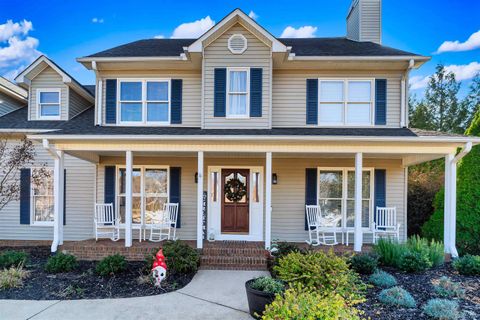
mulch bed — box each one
[0,247,195,300]
[357,264,480,320]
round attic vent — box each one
[228,34,248,54]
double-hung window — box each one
[227,68,249,118]
[31,168,54,225]
[37,89,61,120]
[119,80,170,124]
[318,79,373,126]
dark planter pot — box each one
[245,279,277,319]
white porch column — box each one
[197,151,204,249]
[444,153,458,258]
[125,151,133,247]
[265,152,272,250]
[51,150,64,253]
[354,152,363,252]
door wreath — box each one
[224,178,247,202]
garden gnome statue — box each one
[151,249,167,287]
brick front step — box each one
[200,241,268,270]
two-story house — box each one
[0,2,478,266]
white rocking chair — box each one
[94,203,120,241]
[372,207,401,244]
[149,203,179,242]
[305,205,339,246]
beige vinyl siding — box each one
[347,0,360,41]
[272,70,402,127]
[98,71,201,127]
[29,66,68,120]
[69,88,92,118]
[271,158,406,242]
[204,24,271,129]
[360,0,381,44]
[0,140,96,240]
[95,156,406,243]
[0,92,24,116]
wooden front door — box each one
[221,169,249,233]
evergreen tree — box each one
[465,73,480,125]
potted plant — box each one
[245,276,285,319]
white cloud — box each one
[92,17,104,24]
[248,11,259,20]
[154,34,165,39]
[171,16,215,39]
[409,62,480,90]
[0,20,32,42]
[436,30,480,54]
[280,26,317,38]
[0,19,41,79]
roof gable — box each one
[188,8,287,53]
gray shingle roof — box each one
[0,107,66,130]
[85,37,421,58]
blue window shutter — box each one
[169,167,181,228]
[375,79,387,125]
[305,168,317,230]
[214,68,226,117]
[171,79,182,124]
[63,169,66,225]
[250,68,262,117]
[104,166,116,211]
[20,168,31,225]
[374,169,386,223]
[105,79,117,124]
[306,79,318,125]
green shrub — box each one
[271,241,302,259]
[161,241,199,274]
[0,265,29,289]
[274,251,367,305]
[0,250,28,269]
[368,270,397,288]
[434,277,465,298]
[407,235,444,267]
[422,113,480,255]
[423,299,461,320]
[45,253,78,273]
[399,251,432,273]
[349,253,378,275]
[373,238,408,268]
[452,254,480,276]
[378,286,416,308]
[249,276,285,295]
[95,254,127,276]
[262,284,362,320]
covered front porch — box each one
[35,135,470,258]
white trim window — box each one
[37,89,61,120]
[318,79,374,126]
[116,166,169,225]
[118,79,170,125]
[227,68,249,118]
[317,167,373,230]
[31,168,54,226]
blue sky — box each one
[0,0,479,98]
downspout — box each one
[42,139,62,253]
[449,141,473,257]
[401,59,414,127]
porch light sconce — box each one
[195,172,198,184]
[272,173,278,185]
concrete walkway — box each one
[0,270,269,320]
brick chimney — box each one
[346,0,382,44]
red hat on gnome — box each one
[152,249,167,271]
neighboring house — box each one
[0,76,27,117]
[0,2,478,260]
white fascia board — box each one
[289,55,430,62]
[187,9,287,53]
[0,129,58,133]
[76,56,186,64]
[27,134,480,144]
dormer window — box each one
[227,68,249,118]
[37,89,61,120]
[118,79,170,125]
